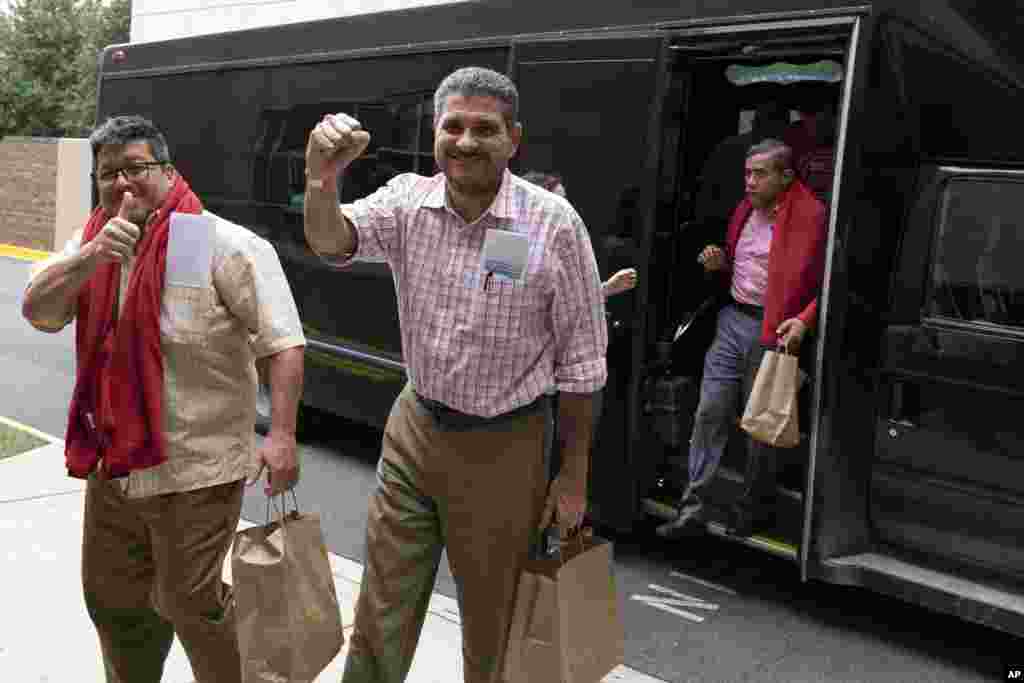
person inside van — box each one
[789,101,838,203]
[303,66,608,683]
[522,170,639,298]
[657,138,827,539]
[695,101,791,233]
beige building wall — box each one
[54,140,93,250]
[0,138,92,252]
[131,0,470,43]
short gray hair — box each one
[434,67,519,127]
[89,115,171,165]
[747,138,793,173]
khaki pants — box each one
[343,385,551,683]
[81,475,245,683]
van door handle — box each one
[886,381,918,437]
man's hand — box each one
[305,113,371,183]
[253,431,300,496]
[86,192,140,265]
[697,245,727,272]
[604,268,638,297]
[539,467,587,538]
[777,317,809,354]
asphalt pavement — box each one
[1,253,1017,682]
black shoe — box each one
[656,513,705,539]
[726,504,772,537]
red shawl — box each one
[65,176,203,478]
[725,179,827,345]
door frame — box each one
[661,12,868,569]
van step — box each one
[824,552,1024,633]
[716,465,804,503]
[641,498,799,562]
[705,521,798,561]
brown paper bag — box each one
[741,348,801,448]
[233,499,344,682]
[504,534,624,683]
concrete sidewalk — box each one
[0,434,665,683]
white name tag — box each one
[481,229,529,282]
[166,212,215,288]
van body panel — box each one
[95,0,1024,635]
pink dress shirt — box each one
[332,170,608,417]
[730,210,773,307]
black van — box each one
[96,0,1024,635]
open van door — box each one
[513,36,670,531]
[637,15,860,558]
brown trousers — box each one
[342,385,551,683]
[81,475,245,683]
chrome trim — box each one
[306,338,406,374]
[921,316,1024,343]
[801,15,862,580]
[517,58,656,66]
[667,14,858,38]
[939,166,1024,177]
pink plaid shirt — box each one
[331,170,607,417]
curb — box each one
[0,244,52,263]
[0,415,61,444]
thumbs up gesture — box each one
[88,192,142,265]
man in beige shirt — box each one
[21,115,306,683]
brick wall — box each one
[0,138,60,251]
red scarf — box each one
[65,176,202,478]
[725,180,827,345]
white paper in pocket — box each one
[167,212,215,288]
[482,229,529,282]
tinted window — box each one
[928,178,1024,328]
[254,94,435,211]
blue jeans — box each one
[677,304,780,521]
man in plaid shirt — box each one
[303,66,608,682]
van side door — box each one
[513,36,668,530]
[873,167,1024,580]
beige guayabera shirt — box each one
[27,211,306,498]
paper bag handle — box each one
[264,489,301,524]
[538,525,589,566]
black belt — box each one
[413,391,549,432]
[731,299,764,320]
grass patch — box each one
[0,421,48,460]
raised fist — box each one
[305,113,372,183]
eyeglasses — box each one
[92,161,165,185]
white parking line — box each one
[670,570,739,596]
[649,583,720,609]
[630,583,720,624]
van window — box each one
[927,177,1024,328]
[255,93,435,210]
